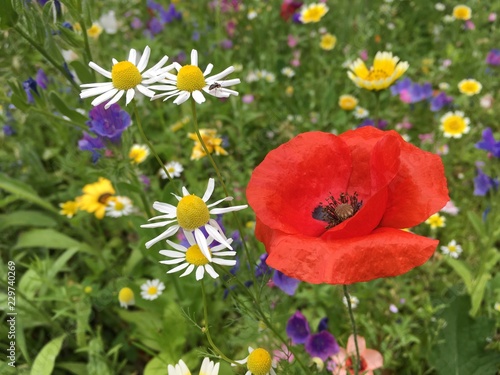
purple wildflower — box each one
[78,132,105,163]
[86,103,131,142]
[286,311,311,344]
[23,77,38,103]
[36,68,48,89]
[430,92,453,112]
[358,118,388,129]
[476,128,500,158]
[3,125,15,136]
[486,49,500,66]
[305,331,339,360]
[159,4,182,23]
[272,271,300,296]
[473,168,499,196]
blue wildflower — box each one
[476,128,500,158]
[36,68,48,89]
[473,168,499,196]
[23,77,38,103]
[78,132,105,163]
[256,253,301,295]
[3,125,15,136]
[86,103,131,142]
[430,92,453,112]
[358,118,388,129]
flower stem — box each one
[373,90,381,126]
[131,101,174,182]
[13,25,80,92]
[76,0,94,78]
[343,285,361,375]
[189,99,258,287]
[200,279,238,365]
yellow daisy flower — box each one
[425,213,446,229]
[188,129,228,160]
[299,3,329,23]
[233,347,277,375]
[129,144,150,164]
[118,287,135,309]
[320,33,337,51]
[452,5,472,20]
[458,79,482,96]
[59,200,79,218]
[347,51,409,91]
[87,23,103,39]
[77,177,115,219]
[338,94,358,111]
[440,111,470,138]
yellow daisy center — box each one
[147,286,158,295]
[459,81,481,95]
[366,68,390,81]
[129,148,148,164]
[448,245,457,253]
[443,116,466,135]
[176,65,206,92]
[185,244,210,266]
[176,195,210,230]
[247,348,272,375]
[118,287,134,303]
[114,200,125,211]
[111,61,142,90]
[453,6,471,20]
[302,5,328,23]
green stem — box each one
[200,280,238,365]
[373,91,381,126]
[76,1,94,77]
[13,25,80,92]
[343,285,360,375]
[189,99,257,288]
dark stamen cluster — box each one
[312,192,363,229]
[98,193,112,204]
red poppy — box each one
[280,0,304,21]
[246,128,449,284]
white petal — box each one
[166,240,188,252]
[196,266,205,280]
[219,78,241,87]
[144,56,170,75]
[104,90,125,109]
[80,82,114,88]
[212,258,236,266]
[159,250,186,258]
[182,186,190,196]
[205,224,232,250]
[195,228,212,261]
[202,178,215,202]
[147,84,178,92]
[179,264,195,277]
[168,262,190,274]
[112,58,118,65]
[192,90,206,104]
[184,230,196,245]
[152,201,177,214]
[159,258,185,265]
[212,251,236,257]
[128,48,137,64]
[203,63,214,76]
[173,91,190,105]
[91,88,119,106]
[207,66,235,82]
[190,49,198,66]
[144,225,179,248]
[123,88,134,105]
[136,84,155,98]
[211,240,234,252]
[207,196,232,208]
[210,204,248,215]
[79,84,114,98]
[158,91,182,102]
[88,62,112,78]
[136,46,151,72]
[204,264,219,279]
[140,220,175,228]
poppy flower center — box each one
[177,195,210,230]
[345,356,368,373]
[185,244,210,266]
[247,348,272,375]
[176,65,206,92]
[312,192,363,229]
[98,193,113,204]
[111,61,142,90]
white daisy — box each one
[353,106,369,119]
[232,347,277,375]
[160,161,184,179]
[150,49,240,105]
[80,46,170,109]
[281,67,295,78]
[105,196,135,217]
[199,357,220,375]
[159,230,236,280]
[140,279,165,300]
[141,178,247,260]
[440,240,463,259]
[342,295,360,309]
[167,359,191,375]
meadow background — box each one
[0,0,499,374]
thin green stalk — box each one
[343,285,360,375]
[200,280,238,365]
[75,1,94,77]
[13,25,80,92]
[373,90,381,126]
[189,99,257,289]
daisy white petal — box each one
[159,250,186,258]
[136,46,151,72]
[204,264,219,279]
[89,62,112,78]
[128,48,137,64]
[179,264,195,277]
[91,88,119,106]
[104,90,125,109]
[159,258,185,265]
[202,178,215,202]
[195,266,205,280]
[145,225,179,248]
[192,90,206,104]
[168,262,190,274]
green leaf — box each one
[144,353,176,375]
[0,0,19,29]
[14,229,93,253]
[70,60,94,84]
[49,92,88,123]
[30,335,65,375]
[445,258,473,293]
[0,173,58,213]
[466,211,487,240]
[18,268,43,300]
[87,335,113,375]
[48,248,79,278]
[0,210,57,231]
[56,362,88,375]
[429,296,499,374]
[469,273,491,317]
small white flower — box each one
[80,46,170,109]
[342,295,359,309]
[106,196,135,217]
[159,231,236,281]
[167,359,191,375]
[140,279,165,300]
[435,3,445,11]
[160,161,184,179]
[248,9,258,20]
[141,178,247,260]
[440,240,463,259]
[150,49,240,105]
[353,106,369,119]
[99,10,119,34]
[281,67,295,78]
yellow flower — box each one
[458,79,482,96]
[338,94,358,111]
[77,177,115,219]
[84,286,93,294]
[170,116,191,132]
[440,111,470,138]
[59,200,79,218]
[299,3,329,23]
[129,144,150,164]
[188,129,228,160]
[453,5,472,20]
[285,85,294,96]
[118,287,135,309]
[425,213,446,229]
[320,33,337,51]
[347,51,409,91]
[87,23,103,39]
[233,347,277,375]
